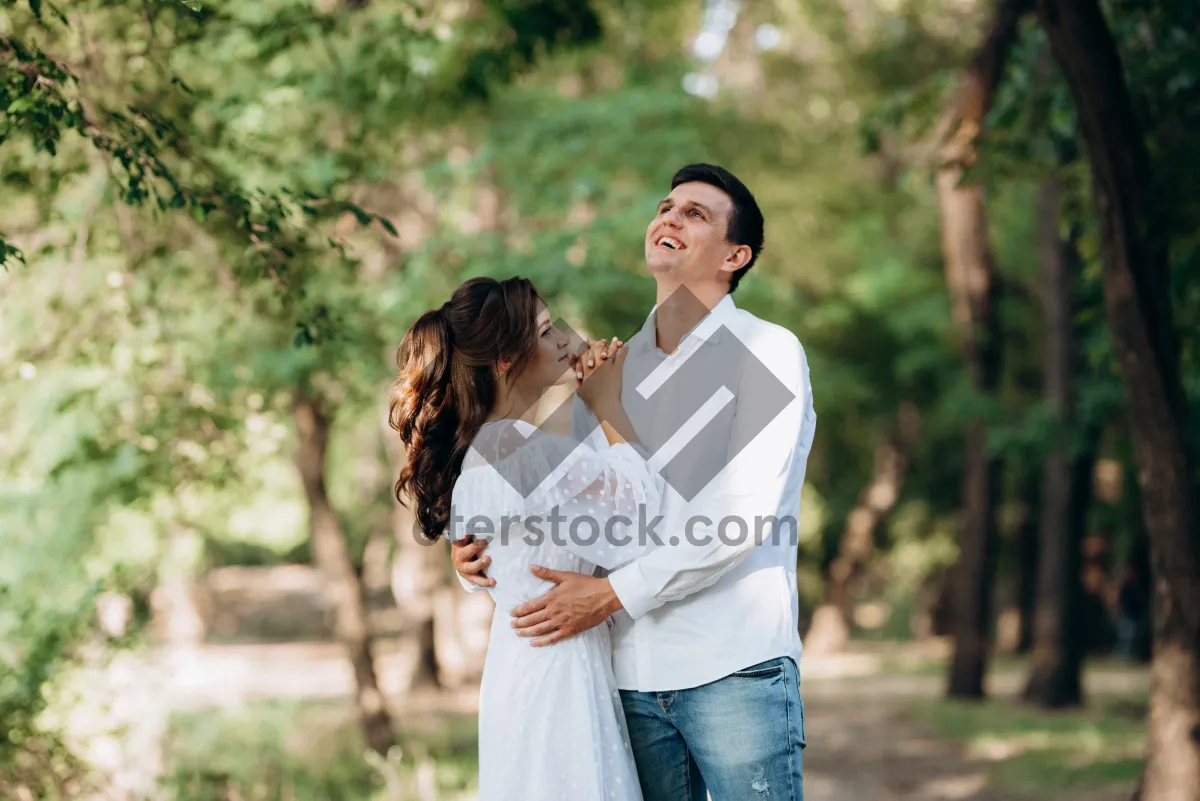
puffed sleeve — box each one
[452,427,663,570]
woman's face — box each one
[509,304,574,396]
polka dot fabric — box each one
[451,420,662,800]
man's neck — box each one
[653,281,728,355]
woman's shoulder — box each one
[458,420,607,501]
[464,419,537,466]
[466,420,591,468]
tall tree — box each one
[293,388,395,756]
[935,0,1030,699]
[1035,0,1200,796]
[1013,469,1041,653]
[1022,177,1090,707]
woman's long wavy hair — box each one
[388,277,541,540]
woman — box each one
[388,276,661,801]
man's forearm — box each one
[606,492,780,618]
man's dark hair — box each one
[670,163,764,293]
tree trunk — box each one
[936,0,1029,699]
[1014,470,1041,654]
[1036,0,1200,797]
[945,423,1003,698]
[1023,178,1090,706]
[380,403,445,690]
[293,390,395,756]
[806,404,919,655]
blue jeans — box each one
[619,656,806,801]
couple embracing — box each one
[389,164,816,801]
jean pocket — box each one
[797,697,807,749]
[731,657,788,678]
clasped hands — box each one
[571,334,624,384]
[451,334,625,646]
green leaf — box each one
[375,215,399,238]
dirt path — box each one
[796,649,1144,801]
[801,675,996,801]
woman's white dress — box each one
[450,419,663,801]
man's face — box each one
[644,181,743,285]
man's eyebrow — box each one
[657,199,713,215]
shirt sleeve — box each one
[606,332,813,619]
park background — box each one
[2,0,1198,799]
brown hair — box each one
[388,277,541,539]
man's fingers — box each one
[454,540,490,579]
[531,628,572,647]
[510,593,550,618]
[465,572,496,588]
[514,620,560,638]
[583,339,611,371]
[510,607,551,630]
[530,564,568,584]
[458,539,489,561]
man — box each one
[454,163,816,801]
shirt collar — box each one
[629,293,736,356]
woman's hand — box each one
[576,339,626,414]
[572,336,622,383]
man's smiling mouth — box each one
[656,235,685,250]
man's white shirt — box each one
[464,294,815,692]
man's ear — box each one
[719,244,753,275]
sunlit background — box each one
[3,0,1197,799]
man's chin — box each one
[644,258,675,276]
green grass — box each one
[162,700,479,801]
[878,651,1030,677]
[908,690,1145,800]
